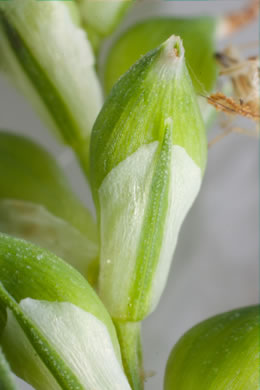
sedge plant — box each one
[0,1,258,390]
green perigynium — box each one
[0,233,131,390]
[164,305,260,390]
[90,35,207,322]
[0,132,98,278]
[0,0,103,173]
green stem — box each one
[115,321,144,390]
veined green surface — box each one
[91,36,207,200]
[164,306,260,390]
[0,0,103,173]
[0,233,128,389]
[91,36,207,321]
[0,284,85,390]
[2,299,131,390]
[104,17,218,94]
[0,347,17,390]
[0,233,119,358]
[98,142,202,321]
[127,125,172,319]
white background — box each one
[0,1,258,389]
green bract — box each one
[104,17,218,95]
[0,132,98,277]
[0,347,17,390]
[164,305,260,390]
[90,36,207,322]
[0,0,103,173]
[78,0,132,51]
[0,233,131,390]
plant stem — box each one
[115,321,144,390]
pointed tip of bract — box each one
[154,35,185,78]
[162,35,185,61]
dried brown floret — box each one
[218,0,259,37]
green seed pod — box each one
[164,305,259,390]
[0,347,17,390]
[104,17,218,95]
[0,233,131,390]
[90,36,207,322]
[0,132,98,277]
[0,0,103,173]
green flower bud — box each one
[90,36,207,322]
[0,0,103,173]
[0,347,17,390]
[164,305,259,390]
[104,17,218,95]
[0,233,131,390]
[0,132,98,277]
